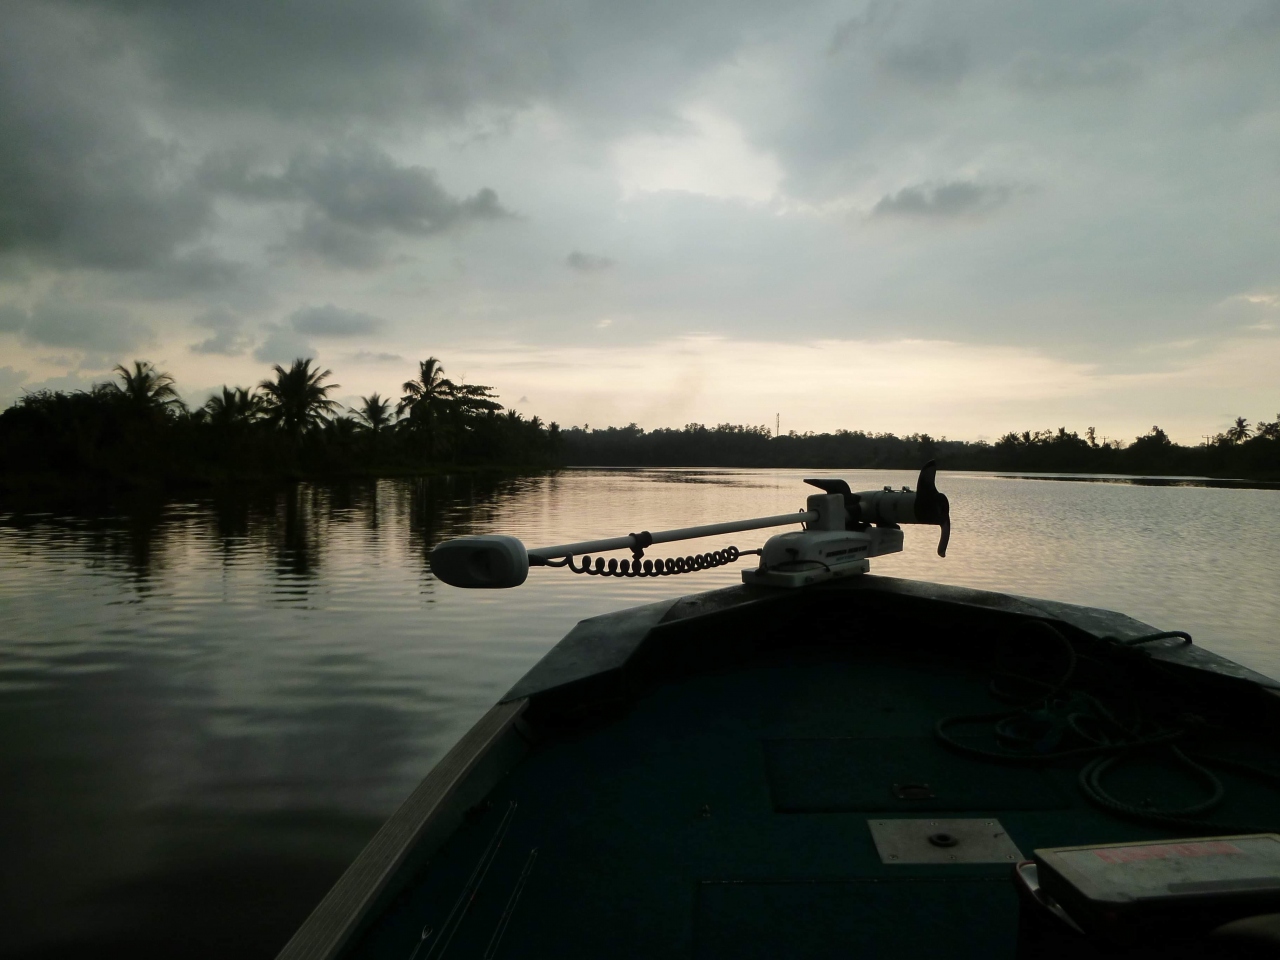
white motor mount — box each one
[741,465,950,588]
[740,524,899,588]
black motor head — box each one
[804,478,852,495]
[914,460,951,557]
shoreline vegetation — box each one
[561,419,1280,481]
[1,357,1277,506]
[0,357,560,504]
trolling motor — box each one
[430,462,950,589]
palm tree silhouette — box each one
[398,358,452,419]
[398,358,454,457]
[1226,417,1251,444]
[204,386,262,426]
[259,358,339,437]
[106,360,184,413]
[354,393,395,435]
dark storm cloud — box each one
[1,0,531,282]
[0,304,26,333]
[288,304,385,337]
[3,298,153,353]
[70,0,798,126]
[1,0,801,292]
[77,0,516,119]
[566,251,616,273]
[827,0,898,57]
[0,6,211,271]
[253,325,315,364]
[349,350,403,363]
[879,40,969,87]
[190,306,252,356]
[206,144,514,268]
[209,145,513,234]
[825,2,967,87]
[2,0,1277,385]
[872,181,1016,219]
[283,148,511,233]
[1008,52,1140,93]
[283,216,389,271]
[144,252,251,297]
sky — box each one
[1,0,1278,443]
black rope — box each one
[544,545,746,579]
[934,621,1280,833]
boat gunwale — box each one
[275,699,530,960]
[504,576,1280,708]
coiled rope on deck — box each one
[934,621,1280,833]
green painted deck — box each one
[332,586,1280,959]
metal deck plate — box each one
[869,818,1023,864]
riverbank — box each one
[983,471,1280,490]
[559,421,1280,482]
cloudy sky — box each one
[2,0,1278,442]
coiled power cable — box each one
[544,544,747,579]
[934,620,1280,833]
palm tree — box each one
[398,357,454,457]
[204,386,261,427]
[105,360,184,413]
[321,414,360,444]
[1226,416,1251,444]
[398,357,452,420]
[259,358,339,437]
[354,393,395,435]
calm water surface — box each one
[1,468,1277,957]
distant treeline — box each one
[0,357,561,498]
[3,356,1277,499]
[562,420,1280,479]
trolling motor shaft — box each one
[428,512,814,589]
[429,462,950,589]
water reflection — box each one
[0,469,1277,958]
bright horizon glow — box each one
[8,330,1274,447]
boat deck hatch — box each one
[868,818,1024,864]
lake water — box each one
[1,468,1277,958]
